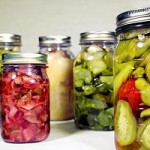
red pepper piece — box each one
[118,78,141,113]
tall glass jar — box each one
[114,7,150,150]
[1,53,50,143]
[38,35,74,121]
[0,33,21,126]
[74,31,116,130]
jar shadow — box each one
[45,120,80,141]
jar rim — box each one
[2,53,47,64]
[80,31,117,44]
[116,7,150,34]
[0,33,21,46]
[39,35,71,47]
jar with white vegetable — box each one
[74,31,116,130]
[38,35,74,121]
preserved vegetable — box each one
[1,53,50,143]
[114,7,150,150]
[74,31,116,130]
[39,35,74,121]
[0,33,21,126]
[0,33,21,75]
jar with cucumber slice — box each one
[74,31,116,130]
[114,7,150,150]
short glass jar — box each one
[38,35,74,121]
[1,53,50,143]
[74,31,116,130]
[114,7,150,150]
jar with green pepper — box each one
[114,7,150,150]
[0,33,21,74]
[74,31,116,130]
[0,33,21,126]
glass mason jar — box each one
[38,35,74,121]
[0,33,21,126]
[114,7,150,150]
[0,33,21,74]
[74,31,116,130]
[1,53,50,143]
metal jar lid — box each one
[80,31,116,44]
[116,7,150,33]
[0,33,21,46]
[39,35,71,47]
[2,53,47,64]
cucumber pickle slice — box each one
[115,100,136,146]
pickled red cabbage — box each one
[1,65,50,143]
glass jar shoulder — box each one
[2,64,48,81]
[47,50,73,66]
[74,44,113,72]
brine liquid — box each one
[115,139,141,150]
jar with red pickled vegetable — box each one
[1,53,50,143]
[0,33,21,126]
[38,35,74,121]
[114,7,150,150]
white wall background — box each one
[0,0,149,56]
